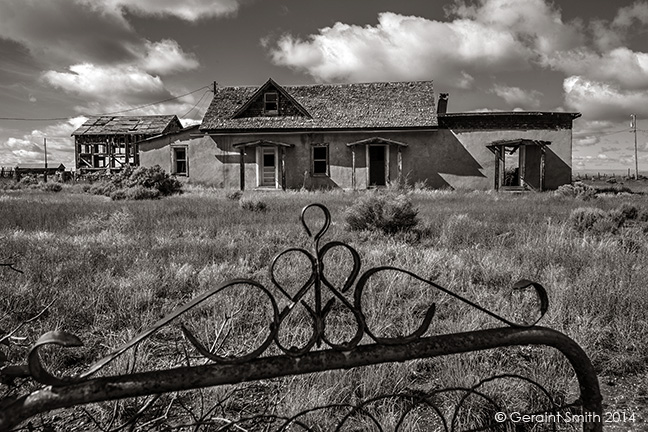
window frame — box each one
[172,146,188,176]
[311,144,329,177]
[264,92,279,116]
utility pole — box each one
[631,114,639,179]
[43,137,48,183]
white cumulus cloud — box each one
[490,84,542,108]
[0,117,87,167]
[140,40,200,75]
[266,0,584,88]
[563,76,648,120]
[42,63,168,103]
[95,0,244,21]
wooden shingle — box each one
[200,80,436,131]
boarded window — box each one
[313,146,328,175]
[174,147,187,175]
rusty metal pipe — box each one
[0,326,601,431]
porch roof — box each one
[487,139,551,148]
[346,137,408,147]
[232,139,295,148]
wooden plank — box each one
[239,148,245,190]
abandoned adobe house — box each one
[138,78,580,191]
[72,115,183,173]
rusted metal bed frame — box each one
[0,204,602,431]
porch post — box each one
[385,145,390,183]
[397,147,403,180]
[351,146,356,190]
[540,146,546,192]
[281,147,286,191]
[494,147,500,191]
[239,148,245,191]
[365,146,370,187]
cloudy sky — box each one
[1,0,648,173]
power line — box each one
[0,85,211,121]
[180,90,212,119]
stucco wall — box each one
[141,134,239,187]
[140,126,572,191]
[448,128,572,190]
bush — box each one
[239,198,267,212]
[40,182,62,193]
[16,175,38,187]
[344,193,418,234]
[618,203,639,220]
[127,166,182,196]
[569,207,626,235]
[225,190,243,201]
[88,182,117,197]
[594,184,632,195]
[555,182,597,200]
[110,186,160,201]
[86,165,182,200]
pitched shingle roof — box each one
[72,115,181,136]
[200,80,436,131]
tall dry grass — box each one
[1,187,646,429]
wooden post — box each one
[494,147,500,191]
[125,136,130,169]
[365,145,370,187]
[281,147,286,191]
[351,146,356,190]
[43,138,48,183]
[239,148,245,191]
[385,146,390,183]
[540,146,546,192]
[397,147,403,180]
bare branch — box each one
[0,300,56,346]
[0,261,23,274]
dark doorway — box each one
[369,146,386,186]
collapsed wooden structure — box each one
[72,115,182,173]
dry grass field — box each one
[1,181,647,430]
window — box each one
[264,92,278,115]
[312,145,329,176]
[173,147,187,175]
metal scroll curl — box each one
[25,203,550,386]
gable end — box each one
[231,78,312,120]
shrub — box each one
[239,198,267,212]
[88,182,117,197]
[225,190,243,201]
[569,207,626,235]
[344,193,418,234]
[40,182,62,193]
[594,184,632,195]
[618,203,639,220]
[110,186,160,201]
[86,165,181,200]
[16,175,38,187]
[127,166,182,196]
[555,182,597,200]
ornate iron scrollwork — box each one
[0,203,601,431]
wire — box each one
[180,90,211,119]
[0,85,211,121]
